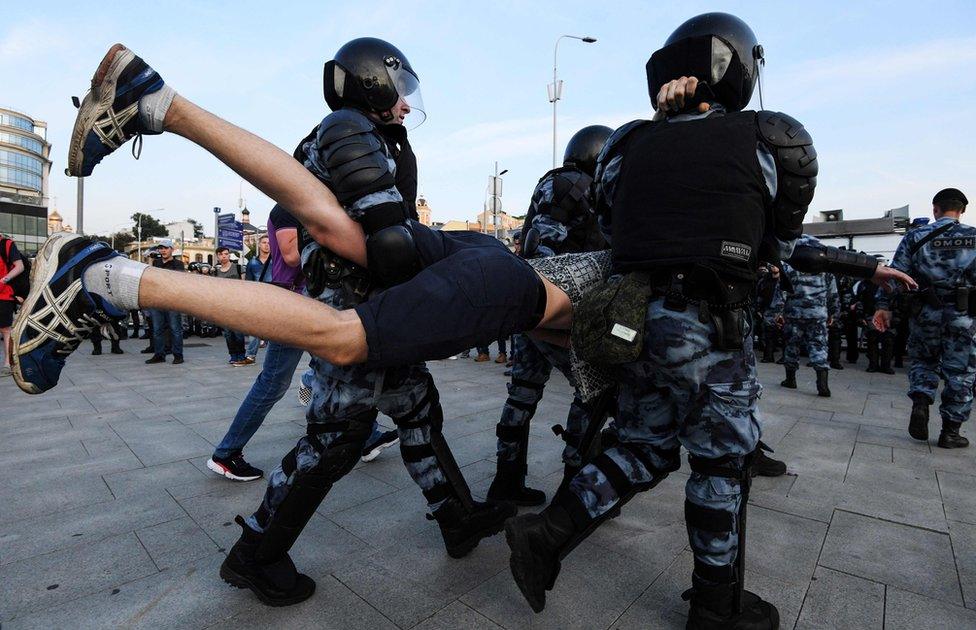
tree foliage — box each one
[131,212,168,238]
[185,218,205,239]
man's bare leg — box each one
[139,268,367,364]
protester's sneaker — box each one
[361,430,400,463]
[67,44,165,177]
[12,234,125,394]
[298,385,312,407]
[233,357,256,367]
[208,454,264,482]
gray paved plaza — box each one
[3,337,976,629]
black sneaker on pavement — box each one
[208,454,264,481]
[361,429,400,462]
[172,355,184,365]
[145,355,165,364]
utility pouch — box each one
[572,272,651,365]
[921,286,942,309]
[956,287,971,313]
[707,307,747,352]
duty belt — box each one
[645,268,754,312]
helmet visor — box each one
[387,65,426,129]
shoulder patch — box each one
[931,236,976,250]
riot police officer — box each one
[875,188,976,449]
[487,125,613,506]
[220,38,514,606]
[503,13,898,628]
[779,241,840,397]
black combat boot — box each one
[683,577,780,630]
[91,344,102,355]
[878,336,895,374]
[219,516,316,607]
[487,462,546,506]
[938,420,970,449]
[760,338,775,364]
[751,449,787,477]
[505,500,579,613]
[908,393,930,441]
[815,368,830,397]
[865,333,879,373]
[780,368,796,389]
[828,329,843,370]
[430,496,516,559]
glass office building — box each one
[0,107,51,256]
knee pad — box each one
[255,410,376,563]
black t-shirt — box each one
[153,257,186,272]
[269,205,311,252]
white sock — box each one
[138,84,177,133]
[82,257,147,311]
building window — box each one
[195,253,203,262]
[0,113,34,133]
[0,132,43,155]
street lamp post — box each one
[488,163,509,239]
[549,34,596,168]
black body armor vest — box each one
[610,111,769,281]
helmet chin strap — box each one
[379,110,395,123]
[753,44,765,110]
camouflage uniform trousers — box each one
[907,304,976,424]
[247,286,450,533]
[496,334,591,469]
[783,318,829,369]
[569,300,762,574]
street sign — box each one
[217,213,237,226]
[218,234,244,250]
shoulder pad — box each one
[315,109,395,205]
[758,111,818,241]
[757,111,818,178]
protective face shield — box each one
[323,37,427,129]
[647,12,763,112]
[385,61,426,129]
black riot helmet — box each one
[563,125,613,176]
[323,37,426,128]
[647,12,763,112]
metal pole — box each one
[494,161,500,240]
[213,207,220,263]
[137,214,142,260]
[76,177,84,235]
[553,38,561,169]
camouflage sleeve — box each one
[594,154,623,244]
[827,275,840,317]
[532,213,570,255]
[876,233,915,310]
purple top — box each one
[268,205,306,293]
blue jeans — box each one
[214,341,305,459]
[150,309,183,358]
[246,335,261,358]
[223,328,246,362]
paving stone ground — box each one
[2,337,976,629]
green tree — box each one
[131,212,168,238]
[186,218,205,239]
[92,231,136,253]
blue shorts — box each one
[355,224,545,368]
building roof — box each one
[803,216,898,238]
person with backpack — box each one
[0,234,26,376]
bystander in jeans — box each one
[145,240,185,365]
[243,235,272,364]
[213,246,247,365]
[0,234,25,376]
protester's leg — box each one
[168,309,184,358]
[150,309,167,358]
[212,342,304,461]
[246,335,261,359]
[1,325,11,368]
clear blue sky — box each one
[4,0,975,235]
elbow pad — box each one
[366,225,421,286]
[758,111,818,241]
[789,245,878,279]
